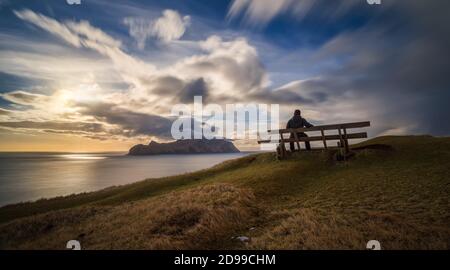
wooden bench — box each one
[258,121,370,159]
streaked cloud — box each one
[0,120,106,133]
[14,8,155,87]
[228,0,361,25]
[0,90,50,106]
[76,101,174,138]
[124,9,190,49]
[0,108,12,115]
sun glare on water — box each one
[59,154,107,160]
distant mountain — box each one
[128,139,240,155]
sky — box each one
[0,0,449,152]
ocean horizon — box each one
[0,152,252,207]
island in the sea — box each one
[128,139,240,155]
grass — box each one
[0,135,449,249]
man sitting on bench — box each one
[286,109,314,151]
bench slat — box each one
[258,132,367,144]
[270,121,370,134]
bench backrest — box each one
[272,121,370,134]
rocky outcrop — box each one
[128,139,240,155]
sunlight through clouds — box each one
[0,0,448,151]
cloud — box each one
[0,90,176,140]
[12,10,271,109]
[0,88,99,120]
[228,0,294,25]
[0,120,131,142]
[0,90,50,106]
[76,102,174,138]
[123,18,153,50]
[228,0,361,25]
[0,108,12,115]
[146,76,209,103]
[124,9,190,49]
[41,129,111,141]
[14,9,155,87]
[14,9,82,47]
[0,120,106,133]
[146,75,185,96]
[66,20,122,48]
[0,33,121,86]
[248,79,326,105]
[169,35,269,99]
[180,78,209,103]
[0,29,277,141]
[152,9,191,42]
[14,9,121,49]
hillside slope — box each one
[0,136,449,249]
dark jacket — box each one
[286,115,314,129]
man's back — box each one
[287,115,313,129]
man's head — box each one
[294,109,301,116]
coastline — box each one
[0,152,253,208]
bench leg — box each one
[292,132,301,151]
[280,133,287,158]
[276,144,282,159]
[343,128,350,155]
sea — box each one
[0,152,250,207]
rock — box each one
[128,139,240,155]
[236,236,250,242]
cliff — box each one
[128,139,240,155]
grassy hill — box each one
[0,136,449,249]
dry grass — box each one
[0,184,261,249]
[248,208,449,250]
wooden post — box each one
[279,132,286,158]
[338,128,344,149]
[292,130,301,151]
[343,128,349,154]
[320,129,327,149]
